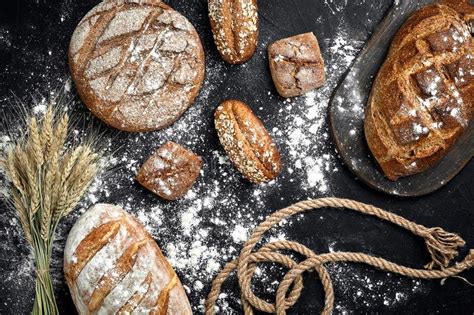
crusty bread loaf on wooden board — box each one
[64,204,192,314]
[364,0,473,180]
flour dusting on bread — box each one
[365,2,473,180]
[64,204,192,314]
[69,0,205,132]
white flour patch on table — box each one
[327,241,429,311]
[270,29,363,195]
[231,224,249,243]
[0,26,11,48]
[324,0,351,15]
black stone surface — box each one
[0,0,472,314]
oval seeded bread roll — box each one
[69,0,205,132]
[214,99,282,183]
[64,204,191,314]
[208,0,258,64]
[365,1,473,180]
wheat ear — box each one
[0,98,103,315]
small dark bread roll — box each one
[136,142,203,200]
[69,0,205,132]
[214,100,282,183]
[208,0,258,64]
[268,32,326,98]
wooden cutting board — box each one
[329,0,474,197]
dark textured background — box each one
[0,0,473,314]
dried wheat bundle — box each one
[0,102,102,315]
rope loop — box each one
[205,198,473,315]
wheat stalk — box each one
[29,117,44,167]
[0,99,103,315]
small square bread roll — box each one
[137,142,203,200]
[268,32,326,98]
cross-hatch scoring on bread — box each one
[268,32,326,98]
[364,1,473,180]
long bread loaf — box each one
[64,204,192,314]
[364,0,473,180]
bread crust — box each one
[208,0,258,64]
[214,99,282,183]
[69,0,205,132]
[64,204,192,314]
[365,1,473,180]
[136,141,203,200]
[268,32,326,98]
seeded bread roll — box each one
[64,204,192,314]
[214,99,282,183]
[69,0,205,132]
[208,0,258,64]
[136,141,203,200]
[365,1,473,180]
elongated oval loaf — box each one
[208,0,258,64]
[214,99,282,183]
[365,1,473,180]
[64,204,191,314]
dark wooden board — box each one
[329,0,474,197]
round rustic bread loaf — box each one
[214,99,282,183]
[69,0,205,132]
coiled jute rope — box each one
[205,197,474,314]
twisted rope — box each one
[205,198,473,314]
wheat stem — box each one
[0,101,102,315]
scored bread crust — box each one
[214,100,282,183]
[64,204,192,315]
[365,1,473,180]
[268,32,326,98]
[208,0,259,64]
[136,141,203,200]
[69,0,205,132]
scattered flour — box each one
[0,27,363,313]
[231,225,249,243]
[0,2,428,314]
[326,241,429,312]
[324,0,350,15]
[57,28,363,313]
[269,30,363,194]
